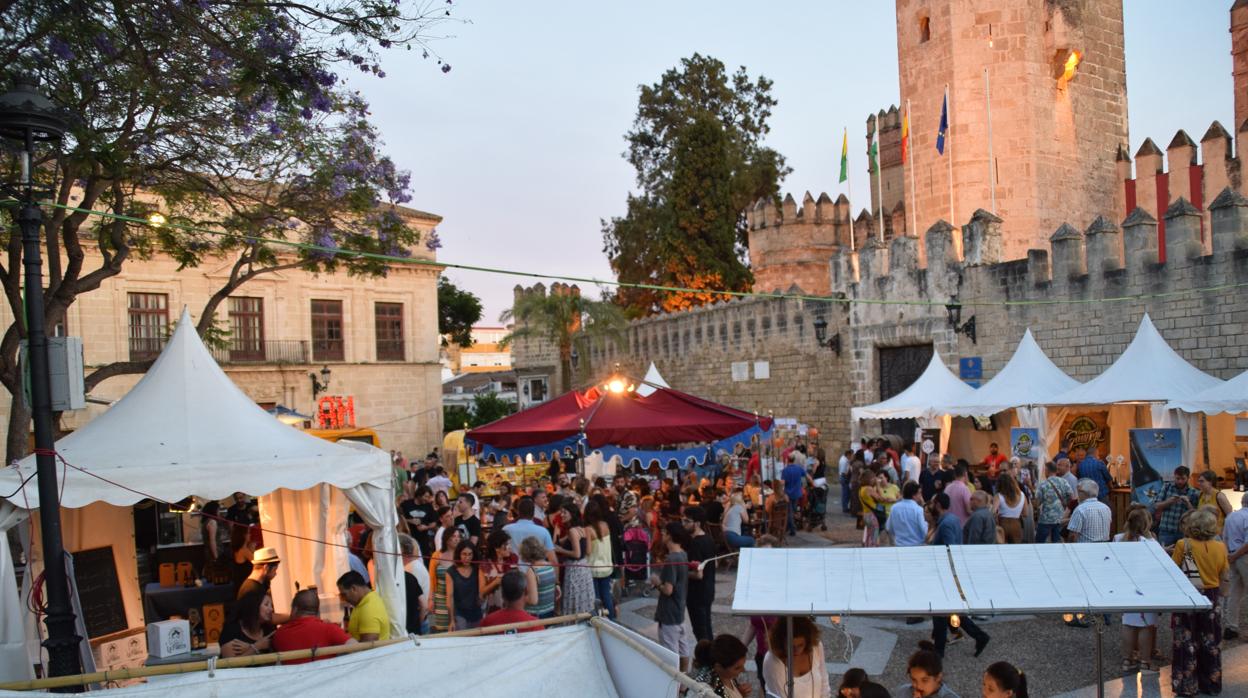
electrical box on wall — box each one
[21,336,87,411]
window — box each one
[228,297,264,361]
[527,377,547,402]
[311,299,344,361]
[128,292,168,360]
[919,16,931,43]
[375,302,404,361]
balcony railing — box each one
[209,339,310,364]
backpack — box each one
[1178,539,1206,591]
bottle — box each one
[1129,434,1162,504]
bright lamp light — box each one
[147,212,167,227]
[608,379,625,394]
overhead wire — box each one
[5,199,1247,310]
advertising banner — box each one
[918,428,941,468]
[1059,412,1109,458]
[1010,428,1040,467]
[1129,428,1183,504]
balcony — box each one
[209,339,310,365]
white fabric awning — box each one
[943,329,1080,416]
[1166,366,1248,415]
[850,350,976,421]
[1046,314,1222,406]
[0,308,390,510]
[732,542,1209,616]
[636,362,670,397]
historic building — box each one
[515,1,1248,472]
[0,206,446,458]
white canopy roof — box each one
[943,329,1080,416]
[1046,314,1222,406]
[635,362,670,397]
[851,350,976,421]
[0,308,390,510]
[732,542,1209,616]
[1166,366,1248,415]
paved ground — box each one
[616,486,1247,697]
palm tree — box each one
[500,284,624,396]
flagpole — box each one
[985,68,996,214]
[875,130,884,242]
[907,98,918,236]
[946,83,955,225]
[843,127,856,251]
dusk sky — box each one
[349,2,1234,322]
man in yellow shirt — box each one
[337,571,392,642]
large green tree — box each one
[438,277,483,347]
[0,0,458,461]
[602,54,789,316]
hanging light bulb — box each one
[949,614,961,629]
[1062,613,1074,623]
[147,212,167,227]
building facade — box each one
[1,207,446,458]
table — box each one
[142,582,236,623]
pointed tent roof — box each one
[943,329,1080,416]
[1166,367,1248,415]
[635,362,670,397]
[1047,314,1222,406]
[1,308,389,509]
[851,351,976,421]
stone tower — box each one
[895,0,1129,260]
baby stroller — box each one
[806,479,829,531]
[621,525,652,597]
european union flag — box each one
[936,92,948,155]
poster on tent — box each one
[1129,428,1183,504]
[1010,428,1040,467]
[917,428,941,468]
[1059,413,1109,458]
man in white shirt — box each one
[427,467,453,498]
[838,449,853,513]
[902,444,923,484]
[1222,492,1248,640]
[885,482,928,547]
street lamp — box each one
[811,316,843,356]
[309,365,331,400]
[944,302,977,344]
[0,75,82,679]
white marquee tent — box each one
[0,622,694,698]
[0,310,403,682]
[635,362,671,397]
[942,329,1081,460]
[1167,366,1248,415]
[851,350,975,453]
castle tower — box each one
[895,0,1128,260]
[1233,0,1248,130]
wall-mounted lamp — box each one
[812,316,843,356]
[944,303,977,344]
[1054,48,1081,87]
[570,346,579,370]
[309,365,332,399]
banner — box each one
[1059,412,1108,457]
[1010,428,1040,467]
[918,428,941,469]
[1129,428,1183,504]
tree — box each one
[499,286,623,396]
[602,54,789,317]
[438,277,483,347]
[469,392,513,427]
[442,405,471,434]
[0,0,459,462]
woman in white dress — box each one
[1115,506,1161,672]
[762,616,831,698]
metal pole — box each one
[785,617,795,698]
[1093,614,1104,698]
[18,143,83,681]
[946,84,955,228]
[907,99,918,237]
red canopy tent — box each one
[466,384,772,449]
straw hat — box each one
[251,547,281,565]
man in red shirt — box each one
[480,571,543,633]
[980,442,1008,493]
[271,589,354,663]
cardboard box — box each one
[202,603,225,644]
[146,619,190,658]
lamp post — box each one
[0,75,81,679]
[309,364,331,400]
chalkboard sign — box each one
[71,546,127,639]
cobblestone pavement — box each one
[614,487,1247,697]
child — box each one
[649,521,694,672]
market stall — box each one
[1166,366,1248,483]
[466,376,773,482]
[850,350,976,455]
[0,310,402,683]
[732,542,1209,698]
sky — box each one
[350,1,1234,322]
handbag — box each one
[1178,539,1206,591]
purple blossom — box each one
[310,227,338,259]
[300,107,313,120]
[377,71,386,79]
[380,39,392,48]
[93,34,119,58]
[425,230,443,251]
[314,70,337,87]
[49,36,74,61]
[441,63,452,74]
[311,93,332,112]
[267,121,283,137]
[329,175,349,198]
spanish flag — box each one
[838,128,848,183]
[901,108,910,162]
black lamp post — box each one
[811,316,843,356]
[944,302,977,344]
[0,75,82,680]
[309,365,331,400]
